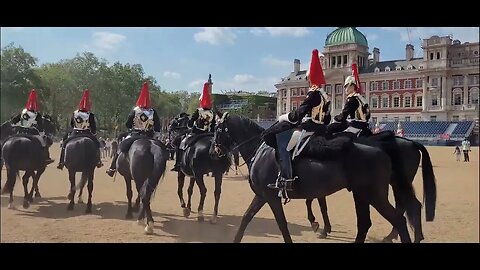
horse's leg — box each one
[318,197,332,237]
[234,194,266,243]
[30,168,45,202]
[135,180,146,225]
[6,169,16,209]
[22,171,33,209]
[67,170,76,211]
[185,176,195,218]
[267,197,293,243]
[85,171,94,214]
[306,199,318,232]
[26,171,36,199]
[352,191,372,243]
[139,180,155,235]
[371,194,411,243]
[177,172,187,213]
[210,173,223,224]
[383,184,402,243]
[125,176,134,219]
[132,180,141,212]
[195,175,207,222]
[78,182,84,204]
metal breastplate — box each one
[133,107,154,131]
[306,89,329,124]
[73,110,90,130]
[195,108,213,131]
[20,109,38,128]
[353,94,369,122]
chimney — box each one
[373,48,380,64]
[293,59,300,74]
[406,44,414,61]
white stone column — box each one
[422,76,427,112]
[441,76,447,109]
[463,74,469,105]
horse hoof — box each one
[210,217,218,224]
[381,237,393,243]
[8,203,16,209]
[67,204,74,211]
[85,207,92,214]
[183,207,191,218]
[144,223,154,235]
[311,222,319,232]
[125,212,133,219]
[23,200,30,209]
[132,206,139,213]
[27,196,34,203]
[318,229,328,239]
[198,216,204,222]
[67,193,74,201]
[35,192,42,198]
[137,219,145,226]
[325,227,332,234]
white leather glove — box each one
[278,113,297,124]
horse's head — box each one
[42,114,57,136]
[213,112,235,156]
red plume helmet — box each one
[136,82,151,108]
[78,89,91,111]
[351,63,364,95]
[199,81,212,109]
[25,89,39,112]
[307,49,326,88]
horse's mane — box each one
[230,115,265,135]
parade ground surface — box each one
[1,143,478,243]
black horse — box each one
[116,137,168,234]
[214,113,432,243]
[305,134,437,242]
[62,135,99,214]
[1,116,56,209]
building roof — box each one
[365,57,423,73]
[325,27,368,48]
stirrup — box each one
[57,163,64,170]
[106,169,116,177]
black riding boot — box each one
[267,129,295,191]
[57,146,66,169]
[106,152,118,177]
[171,148,183,171]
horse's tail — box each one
[411,141,437,221]
[76,172,88,191]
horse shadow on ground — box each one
[152,212,356,243]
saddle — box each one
[179,132,213,150]
[3,133,47,148]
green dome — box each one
[325,27,368,47]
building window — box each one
[396,66,402,71]
[343,55,347,65]
[469,74,479,85]
[454,92,462,105]
[325,85,332,94]
[374,67,380,73]
[335,84,343,94]
[394,81,400,89]
[453,76,463,86]
[361,82,366,92]
[405,116,410,122]
[431,77,439,87]
[370,82,378,91]
[407,64,413,70]
[337,56,341,66]
[431,94,438,106]
[394,117,399,122]
[416,96,423,107]
[436,52,440,59]
[416,79,423,88]
[335,97,342,109]
[372,117,377,123]
[282,90,286,97]
[371,97,378,108]
[430,115,437,122]
[470,88,479,104]
[452,115,459,121]
[393,96,400,107]
[382,81,389,90]
[404,96,411,107]
[291,88,297,96]
[332,56,336,67]
[430,53,434,60]
[292,102,297,111]
[404,80,412,89]
[385,66,391,72]
[283,103,287,113]
[382,97,389,108]
[382,116,388,122]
